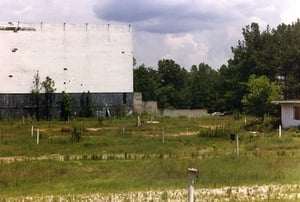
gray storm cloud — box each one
[93,0,223,33]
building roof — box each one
[272,100,300,104]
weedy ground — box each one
[0,115,299,200]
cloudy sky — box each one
[0,0,299,69]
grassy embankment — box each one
[0,115,299,196]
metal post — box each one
[188,168,198,202]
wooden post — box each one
[279,125,282,138]
[162,128,165,144]
[31,125,34,137]
[236,134,239,156]
[37,128,40,145]
[137,116,141,127]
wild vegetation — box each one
[0,115,299,200]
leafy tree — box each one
[156,59,189,109]
[221,21,298,112]
[31,71,42,120]
[41,76,56,120]
[60,92,72,121]
[134,64,159,101]
[189,63,219,111]
[273,20,300,98]
[242,75,283,117]
[158,59,185,91]
[80,91,93,118]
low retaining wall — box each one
[161,109,207,117]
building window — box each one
[294,106,300,120]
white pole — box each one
[279,125,282,138]
[31,125,34,137]
[37,128,39,145]
[162,128,165,144]
[188,176,194,202]
[188,168,197,202]
[236,134,239,156]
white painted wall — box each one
[0,22,133,93]
[281,104,300,128]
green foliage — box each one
[71,123,82,142]
[244,116,281,132]
[134,64,159,101]
[60,92,72,121]
[156,59,190,109]
[31,73,56,120]
[41,76,56,120]
[80,91,93,118]
[30,71,42,120]
[232,110,242,120]
[242,75,283,117]
[198,125,238,139]
[189,63,220,111]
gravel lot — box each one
[1,184,299,201]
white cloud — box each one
[280,0,300,24]
[163,33,208,69]
[0,0,299,69]
[0,0,100,23]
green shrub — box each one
[198,125,237,139]
[233,110,242,120]
[244,116,280,132]
[71,124,82,142]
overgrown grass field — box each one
[0,115,299,197]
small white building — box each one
[273,100,300,128]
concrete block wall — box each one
[161,109,208,118]
[0,93,133,119]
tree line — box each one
[134,20,300,117]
